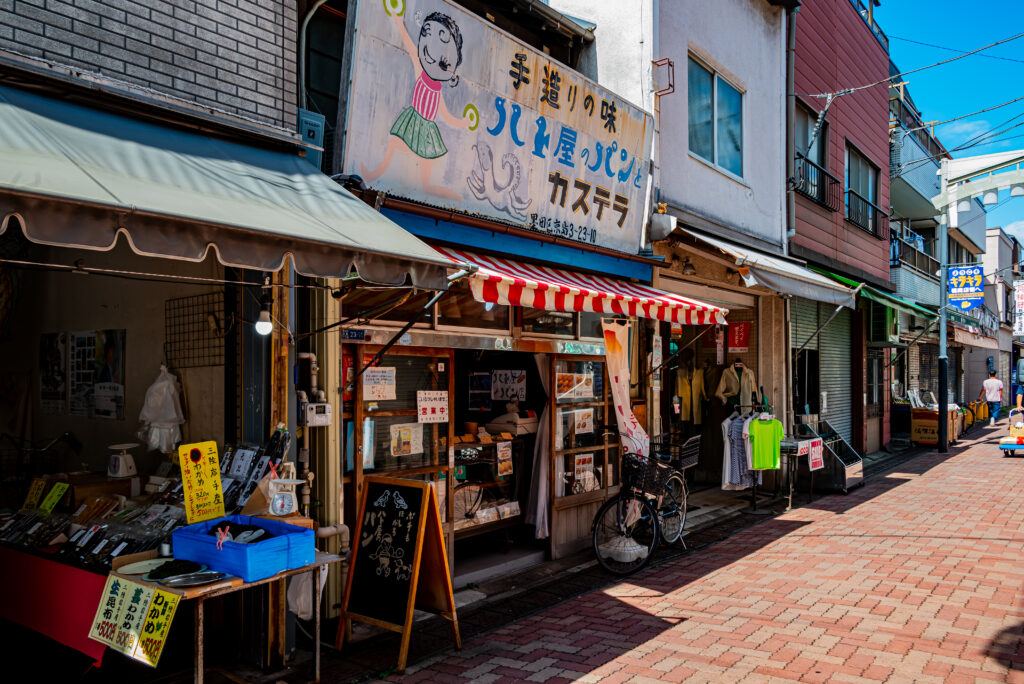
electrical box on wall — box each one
[301,402,332,427]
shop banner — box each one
[808,438,824,471]
[1014,281,1024,336]
[177,441,225,524]
[701,322,749,353]
[343,0,653,254]
[601,319,649,457]
[491,369,527,402]
[947,265,984,311]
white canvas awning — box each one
[0,84,453,289]
[677,228,856,308]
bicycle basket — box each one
[641,457,673,497]
[621,452,647,492]
[677,435,700,470]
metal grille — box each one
[164,292,226,368]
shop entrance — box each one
[449,350,547,586]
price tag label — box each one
[808,438,824,471]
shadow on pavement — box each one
[984,620,1024,672]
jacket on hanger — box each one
[715,365,758,412]
[676,366,706,425]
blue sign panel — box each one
[948,265,984,311]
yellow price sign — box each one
[22,478,46,510]
[39,482,70,514]
[132,589,180,667]
[177,441,225,524]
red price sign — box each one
[808,438,824,471]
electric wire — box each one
[889,34,1024,65]
[900,95,1024,137]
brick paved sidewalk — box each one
[394,428,1024,683]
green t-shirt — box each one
[749,418,783,470]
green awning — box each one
[813,269,938,320]
[0,84,454,289]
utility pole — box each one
[938,159,950,453]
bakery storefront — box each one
[338,244,727,578]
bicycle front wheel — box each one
[659,473,686,545]
[592,493,660,575]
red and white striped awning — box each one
[435,247,728,325]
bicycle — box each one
[591,434,699,575]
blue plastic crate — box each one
[171,514,314,582]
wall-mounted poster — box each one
[69,331,96,417]
[491,369,526,402]
[341,0,654,255]
[363,367,397,401]
[390,422,424,457]
[93,329,126,420]
[574,409,594,434]
[39,332,67,414]
[496,440,513,476]
[417,390,449,423]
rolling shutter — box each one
[791,298,820,351]
[819,303,852,444]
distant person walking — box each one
[980,370,1004,426]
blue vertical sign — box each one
[947,265,984,311]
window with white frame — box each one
[687,56,743,178]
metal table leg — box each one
[195,598,205,684]
[313,565,322,683]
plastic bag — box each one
[287,567,327,620]
[138,365,185,452]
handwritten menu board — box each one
[341,475,460,672]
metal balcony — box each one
[794,155,841,212]
[846,189,890,239]
[889,237,939,277]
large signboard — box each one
[1014,281,1024,336]
[343,0,654,254]
[947,265,984,311]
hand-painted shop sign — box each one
[343,0,654,254]
[947,265,984,311]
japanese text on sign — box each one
[947,265,984,311]
[1015,282,1024,336]
[342,0,653,255]
[177,441,225,524]
[89,576,180,667]
[22,477,46,510]
[491,369,527,401]
[39,482,70,514]
[416,390,449,423]
[363,367,397,401]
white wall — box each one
[547,0,654,112]
[653,0,786,251]
[0,240,227,475]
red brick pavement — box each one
[397,429,1024,682]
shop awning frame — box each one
[813,269,938,320]
[675,227,856,308]
[0,84,455,290]
[433,246,729,325]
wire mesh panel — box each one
[164,292,226,368]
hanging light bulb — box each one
[255,293,273,336]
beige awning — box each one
[952,327,999,349]
[0,84,453,289]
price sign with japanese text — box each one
[112,583,154,657]
[133,590,180,667]
[89,574,125,648]
[177,441,225,524]
[38,481,69,514]
[89,576,180,667]
[808,438,824,472]
[22,477,46,510]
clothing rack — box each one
[746,391,774,514]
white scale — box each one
[268,462,304,516]
[107,443,139,478]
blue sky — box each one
[874,1,1024,238]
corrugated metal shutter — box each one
[819,303,852,443]
[791,298,820,351]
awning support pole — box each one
[344,269,474,392]
[884,319,939,371]
[794,290,858,357]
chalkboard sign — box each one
[339,476,460,671]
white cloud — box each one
[1003,220,1024,241]
[940,119,990,148]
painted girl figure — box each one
[361,4,474,201]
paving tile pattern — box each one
[393,429,1024,682]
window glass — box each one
[687,58,713,161]
[796,106,825,166]
[716,77,743,177]
[341,287,434,325]
[522,308,574,336]
[437,281,510,330]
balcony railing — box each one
[849,0,889,51]
[846,189,889,239]
[890,237,939,277]
[794,155,841,212]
